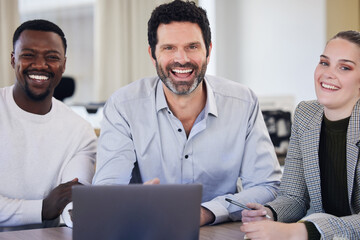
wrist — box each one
[264,207,275,220]
[264,205,277,221]
[289,223,308,240]
[200,207,215,226]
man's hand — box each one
[143,178,216,226]
[68,209,73,222]
[144,178,160,184]
[42,178,81,221]
[200,207,215,226]
[144,179,214,226]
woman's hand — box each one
[241,203,274,222]
[240,221,307,240]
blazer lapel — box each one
[346,101,360,212]
[301,103,324,212]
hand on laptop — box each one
[143,178,213,227]
[42,178,81,221]
[144,178,160,185]
[68,209,73,222]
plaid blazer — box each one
[267,100,360,239]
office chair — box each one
[54,76,75,102]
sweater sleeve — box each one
[60,123,97,185]
[0,196,42,227]
[58,121,97,228]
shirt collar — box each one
[155,76,218,117]
[155,79,168,113]
[204,77,218,117]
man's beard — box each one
[156,60,207,95]
[24,80,51,101]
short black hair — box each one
[13,19,67,54]
[148,0,211,59]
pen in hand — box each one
[225,198,271,219]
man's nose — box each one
[32,55,48,68]
[173,49,190,64]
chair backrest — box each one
[54,76,75,102]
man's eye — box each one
[21,53,34,58]
[46,55,61,61]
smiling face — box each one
[314,38,360,120]
[11,30,66,102]
[150,21,211,96]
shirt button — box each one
[178,129,182,132]
[168,111,171,114]
[185,155,189,159]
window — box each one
[19,0,95,104]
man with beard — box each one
[93,0,282,226]
[0,19,96,230]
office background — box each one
[1,0,359,111]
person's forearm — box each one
[0,196,42,226]
[289,223,308,240]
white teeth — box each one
[29,75,49,80]
[172,69,192,74]
[321,82,339,90]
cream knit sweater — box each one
[0,86,97,229]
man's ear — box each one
[11,52,15,68]
[206,42,212,64]
[148,46,156,67]
[62,57,67,74]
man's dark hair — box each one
[13,19,67,54]
[148,0,211,59]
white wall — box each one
[201,0,327,111]
[198,0,216,76]
[17,0,327,108]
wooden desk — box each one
[200,222,244,239]
[0,222,244,240]
[0,227,72,240]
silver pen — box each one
[225,198,271,219]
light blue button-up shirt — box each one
[93,75,282,224]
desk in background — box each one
[0,222,244,240]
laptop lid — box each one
[72,184,202,240]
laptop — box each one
[72,184,202,240]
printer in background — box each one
[259,96,294,165]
